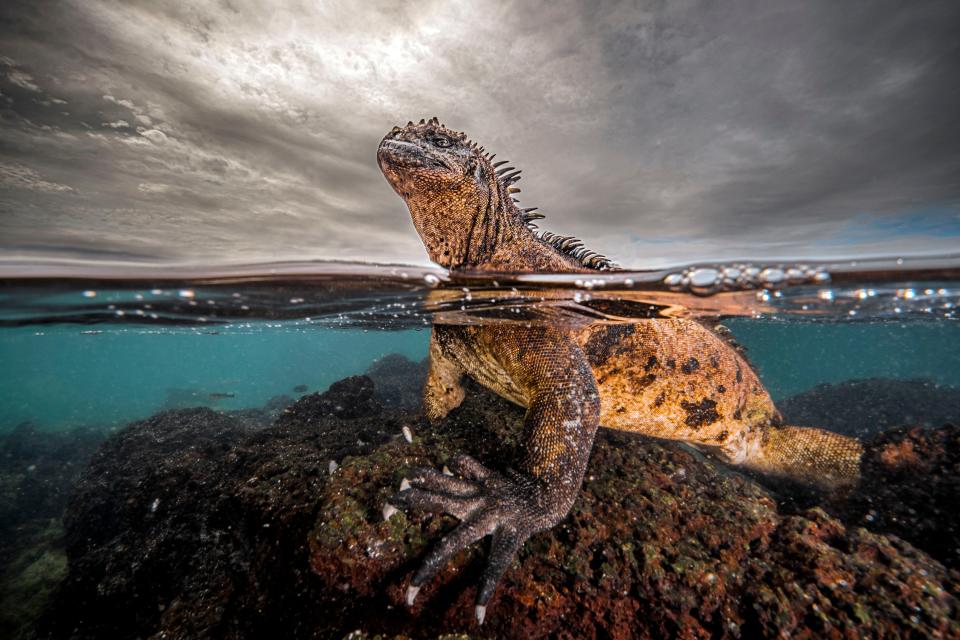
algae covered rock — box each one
[276,374,382,423]
[365,353,430,409]
[0,423,103,639]
[37,378,960,639]
[38,394,406,639]
[839,424,960,569]
[308,383,959,639]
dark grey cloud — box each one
[0,0,958,268]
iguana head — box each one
[377,117,616,271]
[377,118,488,198]
[377,117,520,269]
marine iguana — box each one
[377,117,863,624]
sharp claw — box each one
[442,465,453,476]
[382,503,397,521]
[476,604,486,625]
[399,478,411,491]
[405,584,420,607]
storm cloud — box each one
[0,0,958,268]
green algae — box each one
[0,519,67,639]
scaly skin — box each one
[377,118,863,623]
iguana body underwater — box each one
[377,118,863,623]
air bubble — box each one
[721,267,741,281]
[664,273,683,287]
[689,268,719,289]
[662,262,830,295]
[759,268,785,285]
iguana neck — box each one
[405,181,590,273]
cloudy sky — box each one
[1,0,958,269]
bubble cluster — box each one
[662,263,830,295]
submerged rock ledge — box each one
[34,376,960,639]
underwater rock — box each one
[275,375,382,424]
[0,423,104,640]
[779,377,960,438]
[225,393,295,429]
[38,402,405,639]
[308,382,959,639]
[839,424,960,570]
[263,393,295,416]
[41,381,959,639]
[39,408,259,639]
[365,353,430,409]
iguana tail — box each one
[734,425,863,491]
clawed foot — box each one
[387,454,555,624]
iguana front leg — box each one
[390,326,600,623]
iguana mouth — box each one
[377,139,449,171]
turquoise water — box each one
[725,319,960,399]
[0,325,428,432]
[1,303,957,432]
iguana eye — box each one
[432,136,452,148]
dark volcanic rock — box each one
[839,424,960,569]
[275,374,382,424]
[225,393,295,429]
[365,353,429,409]
[0,423,105,640]
[39,402,407,640]
[309,386,959,639]
[45,408,256,639]
[779,378,960,438]
[40,381,960,639]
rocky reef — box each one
[365,353,430,409]
[839,424,960,570]
[778,377,960,438]
[22,374,960,639]
[0,423,105,639]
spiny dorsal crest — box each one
[401,118,619,271]
[538,231,618,271]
